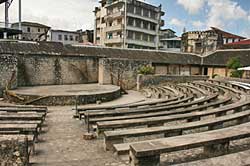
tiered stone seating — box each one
[77,80,250,165]
[0,105,48,164]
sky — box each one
[0,0,249,37]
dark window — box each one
[128,17,134,26]
[27,27,31,32]
[135,19,141,28]
[58,34,62,40]
[70,35,73,41]
[149,35,154,42]
[135,7,142,15]
[127,4,134,14]
[150,23,156,31]
[107,33,113,39]
[143,9,149,17]
[127,31,133,39]
[64,35,68,41]
[143,21,148,29]
[75,36,79,41]
[38,28,40,32]
[151,11,156,19]
[142,34,148,41]
[135,32,141,40]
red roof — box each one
[225,39,250,46]
[211,27,246,39]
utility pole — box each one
[18,0,22,40]
[123,0,127,48]
[4,1,9,39]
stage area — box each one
[8,84,121,105]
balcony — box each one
[105,24,123,32]
[127,13,159,24]
[126,39,156,48]
[104,11,124,21]
[105,0,124,8]
[127,25,157,35]
[105,37,123,44]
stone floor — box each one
[30,106,128,166]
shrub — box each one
[138,65,155,75]
[226,57,243,78]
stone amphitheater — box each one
[1,41,250,166]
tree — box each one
[226,57,244,78]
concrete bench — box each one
[76,95,183,118]
[189,82,219,94]
[0,120,43,131]
[112,108,250,153]
[90,95,226,124]
[0,112,46,121]
[96,98,250,135]
[129,122,250,166]
[0,113,44,121]
[174,148,250,166]
[82,95,195,121]
[0,107,48,114]
[207,80,245,95]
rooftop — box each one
[12,21,51,28]
[211,27,246,39]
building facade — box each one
[181,27,246,55]
[94,0,164,49]
[47,29,80,45]
[11,21,50,41]
[159,29,181,52]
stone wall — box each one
[99,58,151,90]
[17,54,98,86]
[0,136,29,166]
[0,54,18,97]
[137,74,209,90]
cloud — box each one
[206,0,248,28]
[0,0,99,30]
[169,18,185,27]
[177,0,206,14]
[192,20,205,29]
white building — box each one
[47,29,80,45]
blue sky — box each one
[148,0,250,37]
[0,0,249,38]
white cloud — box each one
[206,0,248,28]
[192,20,204,28]
[0,0,99,30]
[177,0,206,14]
[169,18,185,28]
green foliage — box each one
[226,57,243,78]
[138,65,155,75]
[212,74,219,78]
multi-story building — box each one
[94,0,165,49]
[11,21,50,41]
[181,27,246,55]
[79,30,94,44]
[159,29,181,52]
[47,29,80,45]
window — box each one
[151,11,156,19]
[135,32,141,40]
[58,34,62,40]
[127,4,134,14]
[38,28,40,32]
[27,27,31,32]
[127,31,133,39]
[150,23,156,31]
[75,36,79,41]
[143,9,149,17]
[136,7,142,15]
[107,33,113,39]
[128,17,134,26]
[64,35,68,41]
[135,19,141,28]
[149,35,155,42]
[143,21,148,29]
[70,35,73,41]
[142,34,148,41]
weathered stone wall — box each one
[0,136,29,166]
[17,54,98,86]
[0,54,18,97]
[99,58,151,90]
[137,74,209,90]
